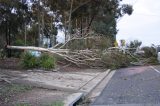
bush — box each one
[21,52,39,68]
[146,57,159,65]
[21,52,55,70]
[142,46,157,58]
[101,51,131,69]
[137,46,159,65]
[39,53,55,69]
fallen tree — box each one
[7,45,103,68]
[7,45,138,68]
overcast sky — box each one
[117,0,160,46]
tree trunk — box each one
[38,0,41,47]
[68,0,74,39]
[80,17,83,37]
[42,11,45,47]
[85,0,103,34]
[24,22,27,46]
[8,22,11,57]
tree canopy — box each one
[0,0,133,48]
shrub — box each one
[146,57,159,65]
[101,51,131,69]
[21,52,39,69]
[39,53,55,69]
[21,52,56,70]
[142,46,157,58]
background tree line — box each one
[0,0,133,56]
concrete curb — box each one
[7,69,113,106]
[92,104,160,106]
[80,69,111,96]
[64,93,83,106]
[90,70,116,104]
[63,69,112,106]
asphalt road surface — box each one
[92,66,160,106]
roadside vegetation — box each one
[141,46,159,65]
[21,52,56,70]
[101,51,131,69]
[126,40,159,66]
[46,101,64,106]
[15,101,64,106]
[0,0,133,69]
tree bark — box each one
[38,0,41,47]
[68,0,74,39]
[80,17,83,37]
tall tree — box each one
[0,0,31,56]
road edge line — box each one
[150,66,160,74]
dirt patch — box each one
[0,81,32,106]
[0,81,70,106]
[0,58,106,106]
[12,89,69,106]
[0,58,22,70]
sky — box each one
[117,0,160,46]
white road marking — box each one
[150,66,160,74]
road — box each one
[92,66,160,106]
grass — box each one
[15,101,64,106]
[0,83,32,104]
[46,101,64,106]
[0,84,32,97]
[15,103,31,106]
[9,84,32,92]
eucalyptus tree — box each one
[0,0,31,56]
[48,0,133,38]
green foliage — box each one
[21,52,39,69]
[21,52,55,69]
[12,39,25,57]
[39,53,55,69]
[65,36,112,50]
[142,46,157,58]
[146,57,159,65]
[46,101,64,106]
[121,4,133,15]
[126,40,142,53]
[127,40,142,48]
[14,39,25,46]
[101,51,131,69]
[92,18,117,38]
[16,103,31,106]
[140,46,159,65]
[8,84,32,93]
